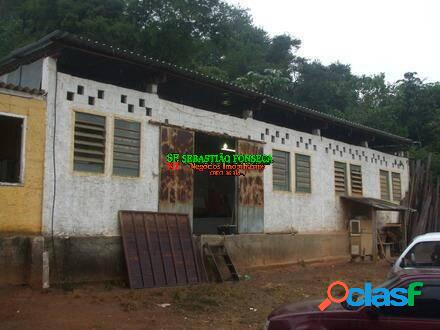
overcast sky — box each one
[227,0,439,83]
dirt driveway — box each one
[0,261,390,329]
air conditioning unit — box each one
[349,218,372,257]
[351,244,360,255]
[349,219,361,236]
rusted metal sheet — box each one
[159,126,194,219]
[340,196,416,212]
[237,140,264,233]
[119,211,201,289]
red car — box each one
[266,269,440,330]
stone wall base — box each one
[0,232,349,286]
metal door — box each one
[237,140,264,233]
[159,126,194,222]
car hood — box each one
[268,299,344,319]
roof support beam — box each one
[312,128,321,136]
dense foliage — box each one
[1,0,439,174]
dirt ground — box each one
[0,260,391,329]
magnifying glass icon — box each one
[318,281,349,311]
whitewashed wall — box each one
[41,65,409,236]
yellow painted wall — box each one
[0,91,46,234]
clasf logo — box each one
[318,281,424,311]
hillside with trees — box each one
[1,0,438,174]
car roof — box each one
[413,232,440,243]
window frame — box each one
[334,161,348,194]
[72,110,107,175]
[0,112,26,186]
[112,117,142,178]
[295,153,311,193]
[349,164,363,196]
[392,172,402,202]
[380,169,391,201]
[272,149,291,191]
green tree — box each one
[0,0,301,83]
[1,0,439,174]
[291,61,358,114]
[235,69,292,97]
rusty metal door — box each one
[237,140,264,233]
[159,126,194,221]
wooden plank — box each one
[74,131,105,140]
[119,212,143,289]
[113,152,140,162]
[133,213,154,288]
[154,214,177,286]
[75,112,105,125]
[75,140,105,148]
[145,213,167,286]
[165,214,187,284]
[176,214,199,283]
[113,160,139,169]
[142,213,156,286]
[114,128,141,140]
[75,123,105,132]
[174,215,190,283]
[74,148,104,156]
[114,137,140,148]
[74,156,104,164]
[115,119,140,131]
[114,144,139,155]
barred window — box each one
[350,164,363,196]
[392,172,402,201]
[334,161,347,194]
[380,170,390,200]
[74,112,106,173]
[295,154,311,193]
[113,119,141,177]
[272,149,290,191]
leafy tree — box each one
[1,0,439,174]
[291,60,358,115]
[235,69,292,97]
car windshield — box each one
[341,276,400,310]
[402,241,440,268]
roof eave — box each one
[0,31,414,147]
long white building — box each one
[0,31,413,282]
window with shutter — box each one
[295,154,311,193]
[113,119,141,177]
[380,170,390,200]
[392,172,402,201]
[272,149,290,191]
[74,112,106,173]
[350,164,363,196]
[334,161,347,194]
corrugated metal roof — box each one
[341,195,416,212]
[0,82,44,96]
[0,31,414,145]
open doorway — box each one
[0,114,24,183]
[193,132,236,234]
